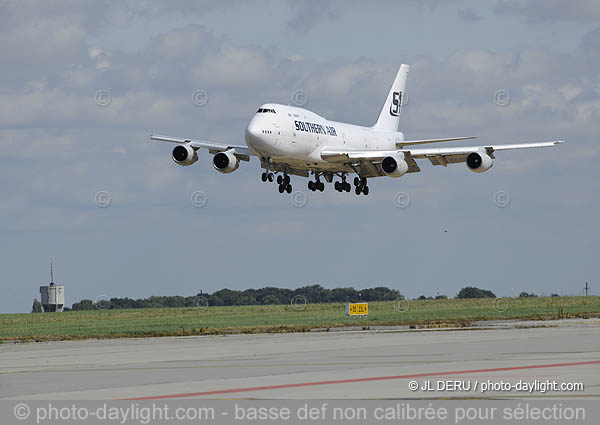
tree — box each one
[235,295,257,306]
[456,286,496,299]
[519,292,537,298]
[361,287,401,301]
[208,295,224,306]
[294,284,330,303]
[212,289,241,306]
[71,299,95,311]
[31,298,42,313]
[262,295,279,305]
[330,287,358,303]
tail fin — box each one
[373,64,409,132]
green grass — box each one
[1,296,599,342]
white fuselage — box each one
[245,103,404,172]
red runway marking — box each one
[124,360,600,400]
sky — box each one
[1,0,599,313]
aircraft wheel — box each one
[308,181,314,191]
[355,186,361,195]
[284,175,290,185]
[361,177,368,186]
[362,186,369,195]
[278,184,285,193]
[277,175,283,185]
[334,182,340,191]
[353,177,360,186]
[286,184,292,194]
[345,182,351,192]
[261,172,267,182]
[318,182,325,192]
[267,173,274,182]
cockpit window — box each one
[256,108,276,113]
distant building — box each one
[40,263,64,312]
[40,283,64,312]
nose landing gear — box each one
[261,158,275,183]
[261,172,274,182]
[260,158,292,194]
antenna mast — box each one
[50,262,54,283]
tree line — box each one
[70,285,403,311]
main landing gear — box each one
[277,174,292,194]
[353,177,369,195]
[261,166,368,196]
[334,175,351,193]
[308,178,324,192]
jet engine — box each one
[466,151,493,173]
[172,143,198,166]
[213,150,239,174]
[381,153,409,178]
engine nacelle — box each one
[466,151,493,173]
[172,144,198,166]
[213,150,239,174]
[381,153,409,178]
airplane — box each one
[151,64,563,196]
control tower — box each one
[39,263,65,312]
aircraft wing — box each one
[397,136,476,147]
[150,134,254,161]
[321,140,564,176]
[320,149,422,176]
[406,140,564,167]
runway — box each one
[1,319,599,400]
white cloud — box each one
[494,0,600,23]
[192,44,271,88]
[457,7,483,22]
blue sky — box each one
[1,0,599,313]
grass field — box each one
[1,296,599,342]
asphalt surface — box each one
[1,319,599,400]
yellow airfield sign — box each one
[346,302,368,317]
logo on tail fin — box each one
[390,91,402,116]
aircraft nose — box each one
[245,120,263,147]
[246,123,260,139]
